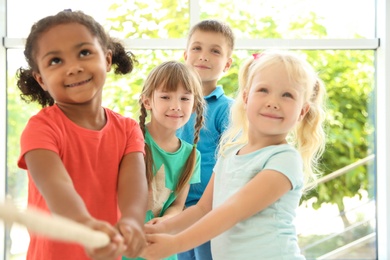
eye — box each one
[212,49,221,55]
[181,97,190,101]
[49,57,62,66]
[80,49,91,57]
[258,87,268,93]
[160,95,169,100]
[192,46,201,51]
[283,92,294,98]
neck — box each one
[146,122,180,153]
[56,103,106,130]
[202,81,218,96]
[239,132,287,155]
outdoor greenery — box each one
[103,0,375,218]
[6,0,375,258]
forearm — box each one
[25,150,92,223]
[174,199,240,252]
[162,205,183,219]
[162,184,189,218]
[42,182,93,222]
[160,204,207,234]
[163,175,214,234]
[118,183,147,223]
[117,152,148,224]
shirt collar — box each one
[204,85,224,100]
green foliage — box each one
[7,77,39,199]
[6,1,375,220]
[106,0,189,39]
[302,50,375,210]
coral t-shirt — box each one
[17,104,144,260]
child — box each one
[123,61,205,260]
[176,19,235,260]
[141,50,327,259]
[16,10,148,260]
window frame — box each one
[1,0,389,259]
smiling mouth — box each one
[261,113,282,119]
[166,114,183,119]
[66,78,91,87]
[194,65,210,70]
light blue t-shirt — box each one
[177,86,233,207]
[212,144,306,260]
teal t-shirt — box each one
[123,129,201,260]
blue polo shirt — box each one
[177,86,234,207]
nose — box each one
[199,54,209,62]
[266,99,279,109]
[170,100,181,111]
[267,104,279,109]
[66,62,84,75]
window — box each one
[2,0,387,259]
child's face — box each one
[142,84,195,131]
[32,23,112,105]
[184,30,232,86]
[243,63,310,138]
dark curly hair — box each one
[16,10,137,107]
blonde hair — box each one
[139,61,205,195]
[219,50,327,191]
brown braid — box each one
[139,104,154,186]
[175,98,205,195]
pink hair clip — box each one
[252,53,264,59]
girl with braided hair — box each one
[124,61,205,260]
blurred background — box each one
[2,0,380,259]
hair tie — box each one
[193,144,197,148]
[252,53,264,60]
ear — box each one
[242,89,248,109]
[298,103,311,121]
[105,50,113,72]
[141,95,152,110]
[183,50,188,61]
[223,57,233,73]
[32,71,48,91]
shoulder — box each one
[24,105,66,132]
[30,105,60,120]
[264,145,303,188]
[215,95,234,107]
[271,144,300,159]
[104,109,143,145]
[262,145,301,164]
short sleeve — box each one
[263,148,304,189]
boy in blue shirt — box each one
[177,19,235,260]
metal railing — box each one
[317,154,375,185]
[300,154,376,259]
